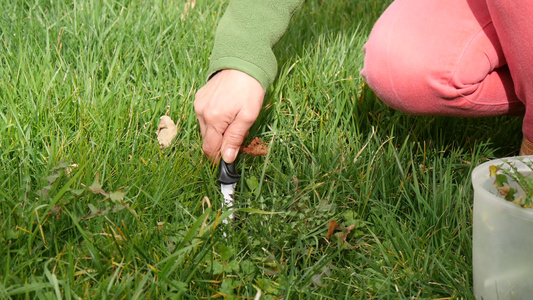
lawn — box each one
[0,0,524,298]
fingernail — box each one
[223,147,238,163]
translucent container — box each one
[472,157,533,299]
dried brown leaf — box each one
[326,220,339,240]
[335,224,356,242]
[241,137,268,156]
[157,116,178,149]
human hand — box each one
[194,69,265,163]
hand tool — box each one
[218,159,241,224]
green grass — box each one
[0,0,524,298]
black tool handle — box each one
[218,159,241,184]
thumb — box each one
[221,120,252,163]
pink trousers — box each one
[361,0,533,141]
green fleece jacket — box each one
[208,0,304,91]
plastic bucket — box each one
[472,156,533,299]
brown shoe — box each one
[520,138,533,156]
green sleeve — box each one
[207,0,304,91]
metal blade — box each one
[221,182,236,223]
[218,159,240,225]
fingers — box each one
[221,110,258,163]
[202,126,223,162]
[194,69,265,163]
[195,105,228,162]
[196,101,233,162]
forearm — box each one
[208,0,304,91]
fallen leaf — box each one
[109,189,126,203]
[88,174,109,198]
[335,224,356,243]
[241,137,268,156]
[326,220,338,240]
[157,116,178,149]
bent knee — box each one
[361,40,470,116]
[359,0,489,116]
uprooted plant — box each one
[490,161,533,208]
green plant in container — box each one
[472,157,533,300]
[490,162,533,208]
